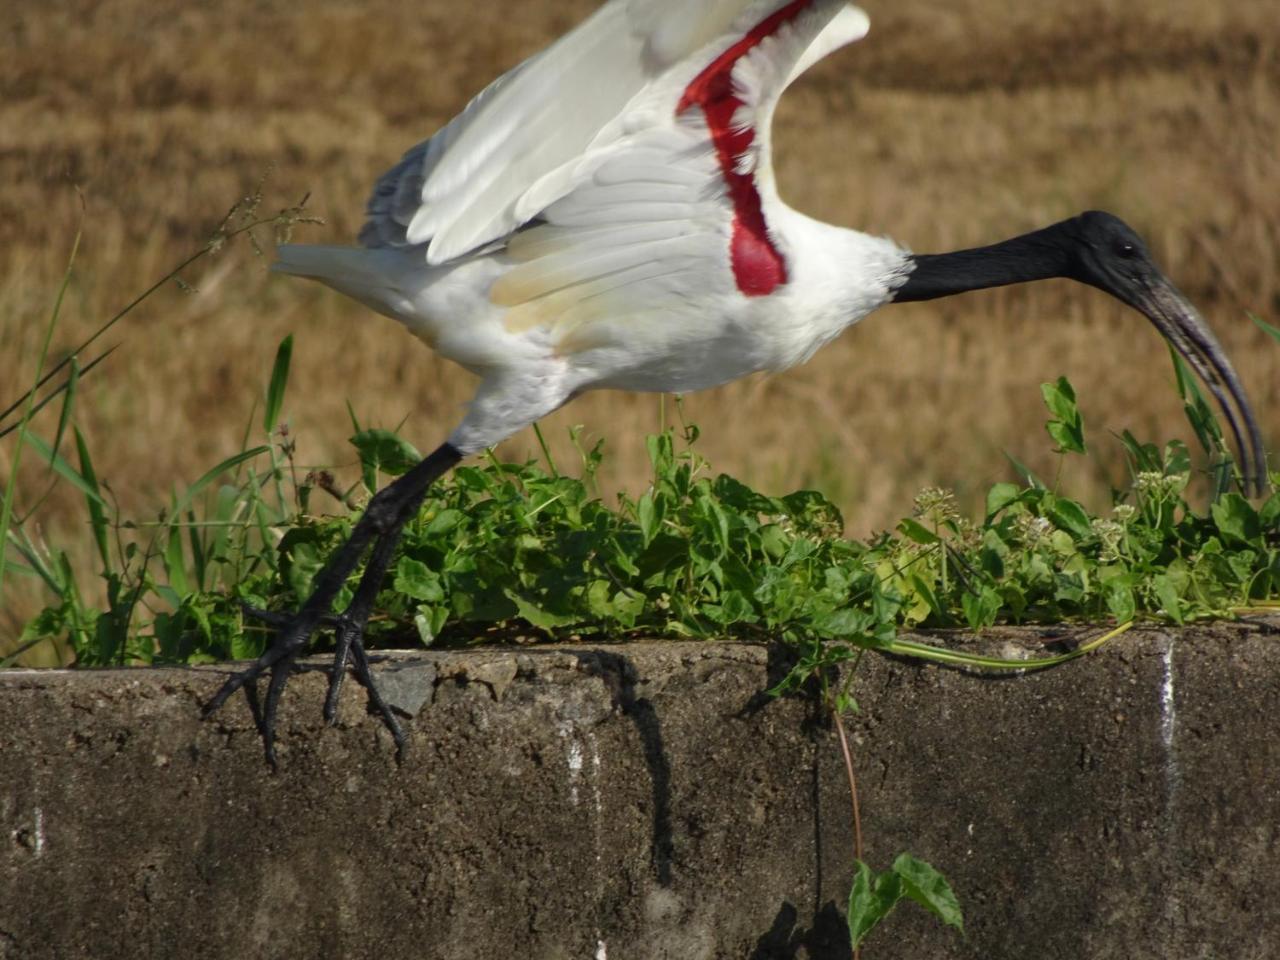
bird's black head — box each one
[1065,209,1265,495]
[1065,210,1159,304]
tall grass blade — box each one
[164,518,190,598]
[170,446,271,519]
[5,528,61,596]
[0,228,82,603]
[0,347,119,443]
[74,428,111,571]
[1253,313,1280,345]
[21,433,109,508]
[188,509,209,592]
[263,335,293,433]
[52,357,80,464]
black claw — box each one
[349,641,407,758]
[260,653,297,767]
[323,622,355,724]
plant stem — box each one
[831,658,866,960]
[836,713,865,960]
[887,620,1133,671]
[532,423,558,477]
[834,709,864,864]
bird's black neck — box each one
[892,219,1077,303]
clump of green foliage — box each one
[7,335,1280,672]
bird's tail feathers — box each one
[272,244,412,321]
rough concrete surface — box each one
[2,626,1279,960]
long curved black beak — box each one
[1131,276,1267,496]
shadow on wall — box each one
[750,901,850,960]
[576,650,675,886]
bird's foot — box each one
[202,609,314,768]
[206,601,406,767]
[201,442,463,766]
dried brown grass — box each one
[2,0,1278,644]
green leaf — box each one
[424,508,464,538]
[892,854,964,934]
[815,607,872,639]
[847,861,904,950]
[1211,494,1261,546]
[163,521,190,598]
[1004,451,1046,490]
[52,356,79,467]
[898,518,941,545]
[504,590,576,630]
[230,623,266,661]
[1102,576,1136,623]
[413,604,449,646]
[394,557,444,602]
[1153,574,1184,625]
[351,429,422,490]
[263,334,293,433]
[985,483,1022,518]
[719,589,755,623]
[1041,377,1086,454]
[1046,497,1092,540]
[637,490,661,546]
[961,587,1002,630]
[284,538,328,602]
[1041,376,1078,421]
[1169,349,1227,464]
[1119,430,1162,474]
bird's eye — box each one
[1116,242,1137,259]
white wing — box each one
[475,1,871,358]
[360,0,761,264]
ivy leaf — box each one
[1152,574,1184,625]
[985,482,1023,518]
[504,590,577,630]
[893,854,964,934]
[351,429,422,491]
[847,861,904,950]
[1041,377,1086,454]
[1211,494,1261,546]
[394,557,444,602]
[1046,496,1091,540]
[1102,576,1136,623]
[961,587,1002,631]
[637,490,661,546]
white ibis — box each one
[206,0,1266,764]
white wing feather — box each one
[360,0,764,264]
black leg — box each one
[204,442,463,766]
[321,502,416,727]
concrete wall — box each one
[2,626,1278,959]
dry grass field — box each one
[2,0,1278,646]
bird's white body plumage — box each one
[274,0,912,454]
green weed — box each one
[15,357,1275,668]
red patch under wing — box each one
[677,0,811,297]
